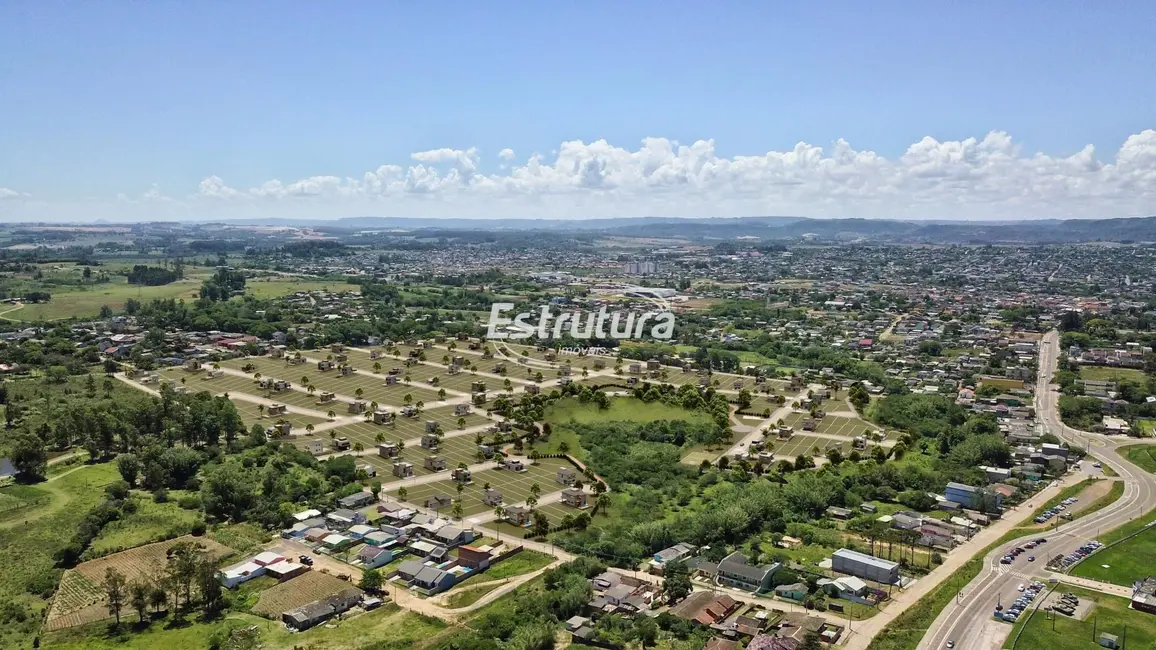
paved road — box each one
[917,330,1156,650]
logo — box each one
[485,287,675,341]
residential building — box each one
[715,551,780,593]
[831,548,900,584]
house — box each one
[218,560,268,588]
[557,466,579,486]
[774,581,809,601]
[501,458,526,472]
[504,505,532,525]
[338,491,375,509]
[425,494,453,510]
[412,566,456,595]
[319,391,336,403]
[454,403,472,416]
[451,467,472,483]
[668,590,740,626]
[456,545,493,570]
[282,588,362,631]
[561,487,588,508]
[326,508,365,529]
[651,543,697,574]
[477,444,495,458]
[826,506,853,520]
[392,461,414,478]
[396,560,425,582]
[747,635,800,650]
[267,403,287,416]
[347,523,375,539]
[306,439,325,455]
[348,400,367,414]
[293,508,323,522]
[831,548,899,584]
[373,409,392,424]
[425,420,439,434]
[482,488,503,506]
[378,442,400,458]
[434,525,475,547]
[420,434,440,450]
[716,551,780,593]
[322,533,354,551]
[424,455,447,471]
[356,544,395,569]
[819,576,870,601]
[263,559,309,581]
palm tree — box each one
[438,388,447,400]
[529,483,541,499]
[493,507,505,539]
[305,423,314,433]
[257,404,265,416]
[596,493,611,512]
[526,495,538,510]
[327,410,336,420]
[373,362,382,373]
[355,387,364,399]
[375,432,385,443]
[397,486,408,501]
[302,375,310,386]
[451,502,463,519]
[353,442,364,453]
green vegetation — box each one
[1077,366,1147,383]
[1071,515,1156,586]
[17,278,205,321]
[867,554,984,650]
[483,550,554,579]
[244,278,360,299]
[1010,586,1156,650]
[445,582,504,608]
[87,493,203,557]
[1120,444,1156,474]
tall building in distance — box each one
[624,260,660,276]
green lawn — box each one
[535,396,713,459]
[1078,366,1148,383]
[1120,444,1156,474]
[445,581,505,608]
[1010,586,1156,650]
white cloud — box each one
[0,188,26,200]
[4,130,1156,221]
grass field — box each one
[449,549,553,594]
[979,377,1026,392]
[1078,366,1147,383]
[1009,586,1156,650]
[220,356,442,408]
[782,412,873,438]
[1070,521,1156,586]
[15,277,206,321]
[771,434,852,458]
[534,396,714,460]
[244,278,360,299]
[85,493,203,557]
[445,581,504,608]
[1120,444,1156,474]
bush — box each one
[105,480,131,500]
[153,488,169,503]
[191,518,207,536]
[178,494,202,510]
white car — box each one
[1017,584,1025,592]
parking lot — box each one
[992,580,1046,624]
[1038,590,1094,621]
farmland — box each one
[45,535,232,631]
[252,570,359,618]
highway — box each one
[917,330,1156,650]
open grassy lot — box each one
[1120,444,1156,474]
[229,399,329,429]
[782,412,873,438]
[243,277,360,299]
[1078,366,1147,383]
[14,277,206,321]
[1009,586,1156,650]
[1070,522,1156,586]
[220,356,442,407]
[86,492,203,557]
[772,434,852,458]
[978,377,1026,392]
[386,457,573,517]
[447,549,555,601]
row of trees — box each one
[103,541,223,626]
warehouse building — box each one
[832,548,900,585]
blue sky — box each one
[1,2,1155,221]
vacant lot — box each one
[979,377,1026,391]
[783,412,872,438]
[1121,444,1156,474]
[244,278,360,299]
[388,457,575,518]
[252,570,359,618]
[86,494,203,557]
[15,277,206,321]
[1078,366,1147,383]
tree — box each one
[397,486,408,501]
[129,580,150,623]
[196,555,224,616]
[532,511,550,536]
[661,559,692,603]
[360,568,384,593]
[9,432,48,480]
[800,631,822,650]
[104,567,128,626]
[452,502,464,519]
[371,480,382,500]
[117,453,141,486]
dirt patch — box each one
[1066,479,1116,517]
[252,570,361,618]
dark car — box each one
[299,554,314,566]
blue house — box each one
[945,482,1002,511]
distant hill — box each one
[217,215,1156,244]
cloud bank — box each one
[3,130,1156,222]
